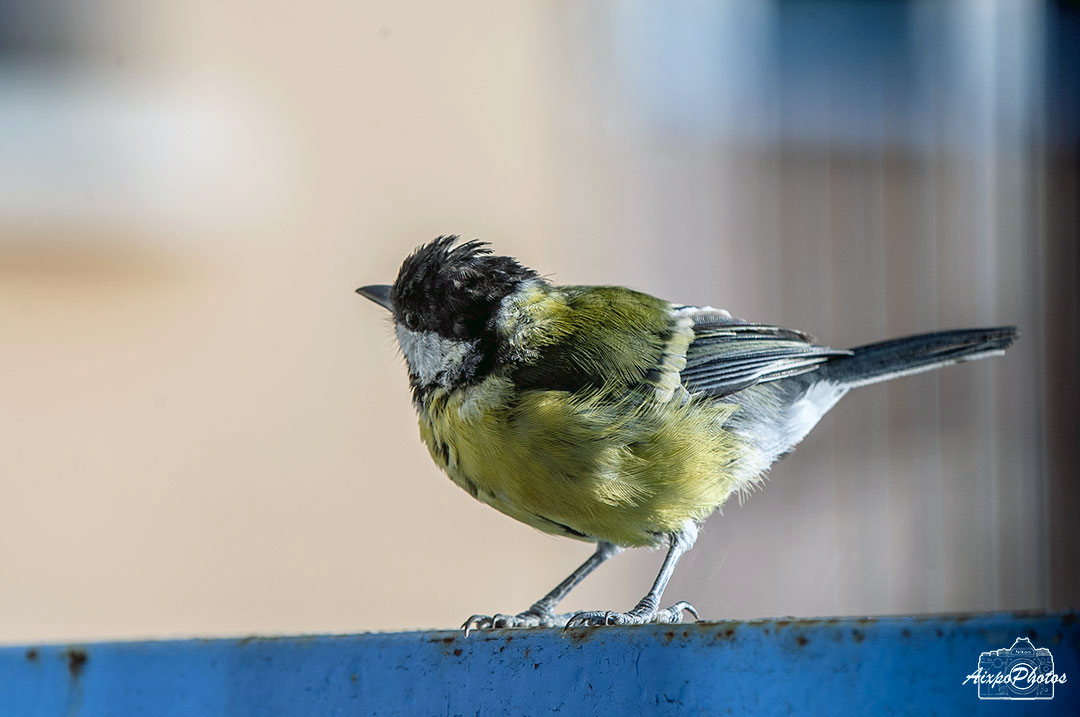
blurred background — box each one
[1,0,1077,643]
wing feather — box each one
[679,311,851,397]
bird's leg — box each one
[564,523,700,629]
[463,542,622,634]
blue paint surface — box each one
[2,613,1076,715]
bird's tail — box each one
[821,326,1018,389]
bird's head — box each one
[357,236,540,393]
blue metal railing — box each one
[2,612,1076,715]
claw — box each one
[563,601,698,632]
[562,610,609,631]
[462,614,493,637]
[461,609,568,636]
[654,601,699,624]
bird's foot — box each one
[564,601,698,629]
[462,609,569,636]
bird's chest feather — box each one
[414,376,747,547]
[416,378,588,524]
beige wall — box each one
[1,1,1072,643]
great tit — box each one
[356,236,1017,632]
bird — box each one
[355,236,1018,633]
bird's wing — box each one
[509,287,692,398]
[677,308,852,398]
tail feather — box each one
[821,326,1018,389]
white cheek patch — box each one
[396,325,480,387]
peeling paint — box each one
[64,648,88,679]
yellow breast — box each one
[416,375,749,547]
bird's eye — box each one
[403,312,419,330]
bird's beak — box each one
[355,284,393,311]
